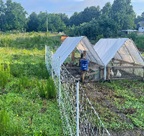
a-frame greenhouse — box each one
[94,38,144,80]
[51,37,144,81]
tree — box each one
[4,0,27,31]
[98,17,117,37]
[58,13,69,26]
[0,0,5,31]
[81,6,100,23]
[101,2,111,18]
[48,14,66,32]
[111,0,136,33]
[37,12,48,31]
[69,6,101,26]
[135,12,144,28]
[98,2,117,37]
[69,12,82,26]
[27,12,39,32]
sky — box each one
[5,0,144,17]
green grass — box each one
[1,32,143,134]
[0,32,61,49]
[0,32,63,135]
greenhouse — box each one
[94,38,144,80]
[51,37,144,81]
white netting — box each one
[45,45,111,136]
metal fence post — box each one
[76,81,80,136]
[104,66,107,80]
[58,57,61,105]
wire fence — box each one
[45,45,111,136]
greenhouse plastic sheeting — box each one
[94,38,144,66]
[52,36,103,76]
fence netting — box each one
[45,45,111,136]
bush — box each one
[128,34,144,51]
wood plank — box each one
[110,66,144,69]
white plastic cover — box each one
[52,36,103,76]
[52,36,83,76]
[94,38,144,66]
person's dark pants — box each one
[81,70,86,82]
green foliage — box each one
[37,77,56,99]
[0,63,10,88]
[66,0,137,40]
[0,110,24,136]
[0,32,61,49]
[0,33,62,135]
[134,35,144,51]
[69,6,101,26]
[0,0,144,45]
[26,11,67,32]
[127,33,144,51]
[48,13,66,32]
[111,0,136,31]
[27,12,39,32]
[0,0,27,31]
[101,80,144,130]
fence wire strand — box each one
[45,46,111,136]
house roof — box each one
[94,38,144,66]
[52,36,103,76]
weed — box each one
[0,110,24,135]
[0,63,11,88]
[0,32,62,135]
[37,77,56,99]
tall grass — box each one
[0,32,63,135]
[0,110,24,135]
[37,77,56,99]
[0,63,11,88]
[0,32,61,49]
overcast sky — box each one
[5,0,144,17]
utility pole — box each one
[46,11,48,32]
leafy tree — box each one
[4,0,27,31]
[69,12,82,26]
[135,12,144,28]
[98,2,117,37]
[101,2,111,17]
[111,0,136,34]
[48,14,66,32]
[58,13,69,26]
[69,6,100,26]
[37,12,48,31]
[27,12,39,32]
[66,18,101,40]
[98,17,117,37]
[81,6,100,23]
[0,0,5,31]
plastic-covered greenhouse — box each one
[52,36,103,77]
[51,37,144,81]
[94,38,144,80]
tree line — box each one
[0,0,144,40]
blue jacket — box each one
[80,58,89,71]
